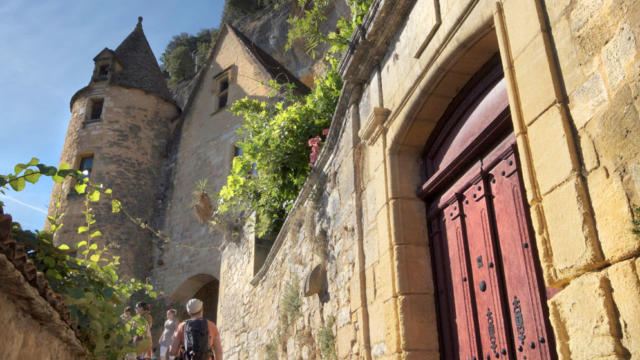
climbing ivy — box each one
[286,0,372,57]
[1,159,166,360]
[202,1,372,240]
[209,60,341,239]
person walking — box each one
[122,306,137,360]
[169,298,223,360]
[159,309,179,360]
[133,302,153,360]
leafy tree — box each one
[160,28,219,85]
[166,46,195,86]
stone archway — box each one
[171,274,219,322]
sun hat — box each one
[186,298,203,314]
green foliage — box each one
[286,0,372,57]
[265,337,279,360]
[286,1,328,57]
[213,60,342,238]
[12,222,156,359]
[318,316,336,360]
[221,0,278,24]
[281,280,302,326]
[160,28,219,85]
[166,46,195,86]
[2,159,166,359]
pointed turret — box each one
[48,17,180,280]
[110,17,173,102]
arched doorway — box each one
[171,274,219,322]
[419,56,556,359]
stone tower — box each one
[47,17,180,280]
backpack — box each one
[184,318,211,360]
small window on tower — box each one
[89,99,104,120]
[79,156,94,179]
[97,64,110,80]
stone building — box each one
[47,17,180,280]
[152,23,309,321]
[48,0,640,359]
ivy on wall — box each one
[1,159,168,360]
[209,64,342,239]
[286,0,373,57]
[203,0,372,241]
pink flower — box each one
[322,128,330,136]
[308,136,322,146]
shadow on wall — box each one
[171,273,219,322]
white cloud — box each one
[0,194,47,214]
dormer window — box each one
[89,99,104,121]
[215,70,232,112]
[218,78,229,109]
[97,64,110,80]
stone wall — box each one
[0,268,86,360]
[215,0,640,359]
[48,83,179,280]
[0,208,86,360]
[535,0,640,357]
[152,27,281,300]
[218,102,360,360]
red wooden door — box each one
[427,138,554,360]
[421,57,555,360]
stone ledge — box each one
[359,107,391,145]
[0,253,86,356]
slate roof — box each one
[110,17,174,103]
[228,24,310,94]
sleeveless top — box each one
[160,319,178,347]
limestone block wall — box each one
[522,0,640,358]
[153,29,278,297]
[213,0,640,359]
[48,84,179,279]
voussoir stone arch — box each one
[170,273,220,322]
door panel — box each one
[462,176,513,359]
[426,140,556,360]
[488,150,554,359]
[430,216,457,359]
[441,199,481,360]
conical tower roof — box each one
[110,17,173,102]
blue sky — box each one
[0,0,224,231]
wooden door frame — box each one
[419,56,557,359]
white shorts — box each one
[159,346,175,359]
